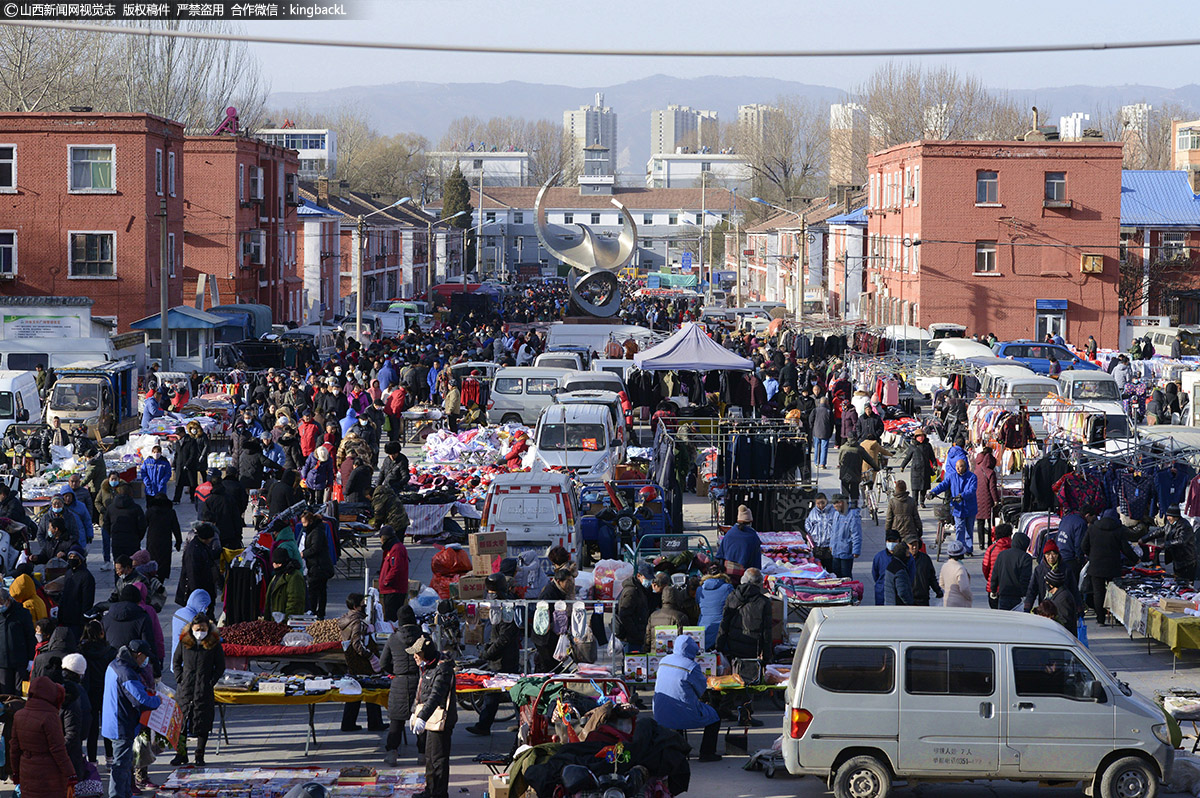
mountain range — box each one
[267,74,1200,179]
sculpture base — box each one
[569,271,621,318]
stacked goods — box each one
[221,620,290,647]
[306,619,341,644]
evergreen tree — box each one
[442,165,475,274]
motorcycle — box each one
[562,764,648,798]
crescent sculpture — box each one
[534,174,638,318]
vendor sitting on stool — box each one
[653,634,721,762]
[715,505,762,584]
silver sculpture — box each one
[534,175,637,318]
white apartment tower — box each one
[737,104,781,146]
[564,93,618,182]
[651,104,719,154]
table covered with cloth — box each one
[405,503,454,538]
[1106,582,1200,655]
[214,687,389,706]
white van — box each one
[562,369,626,396]
[553,390,628,450]
[487,366,571,425]
[0,371,40,438]
[0,338,115,371]
[1051,371,1131,439]
[532,402,620,483]
[534,351,585,371]
[479,472,582,561]
[783,607,1173,798]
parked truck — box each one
[45,360,139,442]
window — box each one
[914,165,920,205]
[243,230,265,265]
[669,213,678,225]
[168,151,176,196]
[643,213,654,226]
[815,646,895,693]
[513,212,524,224]
[563,212,574,224]
[695,213,703,225]
[591,213,601,224]
[0,145,14,191]
[526,378,558,395]
[976,170,998,203]
[1179,129,1200,151]
[906,648,994,695]
[69,232,115,278]
[69,146,114,192]
[0,231,14,276]
[493,377,521,395]
[1162,231,1188,260]
[174,328,201,359]
[975,241,997,273]
[1045,172,1067,202]
[1012,647,1101,701]
[473,159,483,169]
[154,149,163,195]
[249,166,263,201]
[1120,232,1131,265]
[238,164,245,203]
[8,354,47,371]
[167,232,176,277]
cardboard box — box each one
[489,773,511,798]
[696,652,717,677]
[408,580,423,598]
[647,655,662,678]
[456,575,486,599]
[470,532,507,576]
[652,625,705,654]
[623,654,648,681]
[1159,597,1198,613]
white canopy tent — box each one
[633,322,753,372]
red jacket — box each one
[11,676,75,798]
[982,536,1012,592]
[379,539,410,595]
[298,420,321,457]
[385,387,408,417]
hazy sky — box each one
[252,0,1200,95]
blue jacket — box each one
[301,453,334,491]
[945,445,967,470]
[139,455,172,498]
[1055,511,1088,562]
[873,549,916,605]
[101,647,160,740]
[931,469,979,519]
[697,578,733,649]
[141,396,163,428]
[830,508,862,559]
[171,589,212,649]
[716,523,762,570]
[377,361,396,390]
[262,441,286,466]
[883,556,914,605]
[653,636,719,730]
[65,495,91,545]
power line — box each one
[3,19,1200,59]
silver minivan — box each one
[487,366,571,425]
[784,607,1173,798]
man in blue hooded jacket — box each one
[653,635,721,761]
[102,640,161,798]
[930,456,979,555]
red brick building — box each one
[0,113,186,331]
[864,139,1124,346]
[182,136,299,322]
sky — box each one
[251,0,1200,95]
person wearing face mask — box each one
[406,635,456,798]
[264,547,306,620]
[380,605,422,766]
[465,575,520,736]
[59,487,91,547]
[377,525,410,623]
[171,615,224,767]
[58,547,96,638]
[615,563,653,652]
[37,496,80,557]
[102,640,161,798]
[10,675,76,798]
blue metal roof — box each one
[827,206,867,226]
[1121,170,1200,228]
[298,198,341,217]
[130,306,237,330]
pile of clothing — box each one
[422,424,531,465]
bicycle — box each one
[871,468,896,517]
[934,496,953,561]
[860,478,879,525]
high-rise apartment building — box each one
[737,104,781,147]
[563,93,618,181]
[829,103,868,189]
[650,104,719,154]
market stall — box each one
[1105,575,1200,666]
[156,766,423,796]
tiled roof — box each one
[426,185,739,212]
[1120,170,1200,228]
[297,181,434,226]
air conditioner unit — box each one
[1080,253,1104,274]
[905,187,915,200]
[0,271,14,280]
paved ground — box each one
[64,427,1200,798]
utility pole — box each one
[158,197,170,371]
[474,163,484,283]
[355,215,366,344]
[733,188,741,308]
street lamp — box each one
[750,196,807,323]
[429,210,467,286]
[356,196,411,343]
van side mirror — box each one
[17,409,28,422]
[1088,680,1107,703]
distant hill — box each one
[268,75,1200,181]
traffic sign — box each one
[680,252,693,272]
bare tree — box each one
[735,95,829,210]
[355,132,432,200]
[0,26,119,111]
[526,119,567,186]
[1093,100,1193,169]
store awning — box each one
[1036,299,1068,311]
[633,322,753,372]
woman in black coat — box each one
[171,614,225,766]
[380,605,422,765]
[267,470,304,517]
[144,493,181,582]
[899,431,938,508]
[78,620,115,764]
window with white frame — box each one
[249,166,263,201]
[168,232,176,277]
[0,231,14,276]
[591,213,601,224]
[69,232,115,277]
[174,328,201,359]
[154,149,163,195]
[0,146,14,191]
[485,212,496,223]
[669,213,678,225]
[976,170,998,203]
[168,151,176,196]
[563,212,574,224]
[1162,231,1189,260]
[513,212,524,224]
[914,165,920,205]
[243,229,265,264]
[643,213,653,225]
[1044,172,1067,202]
[975,241,998,273]
[69,146,114,192]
